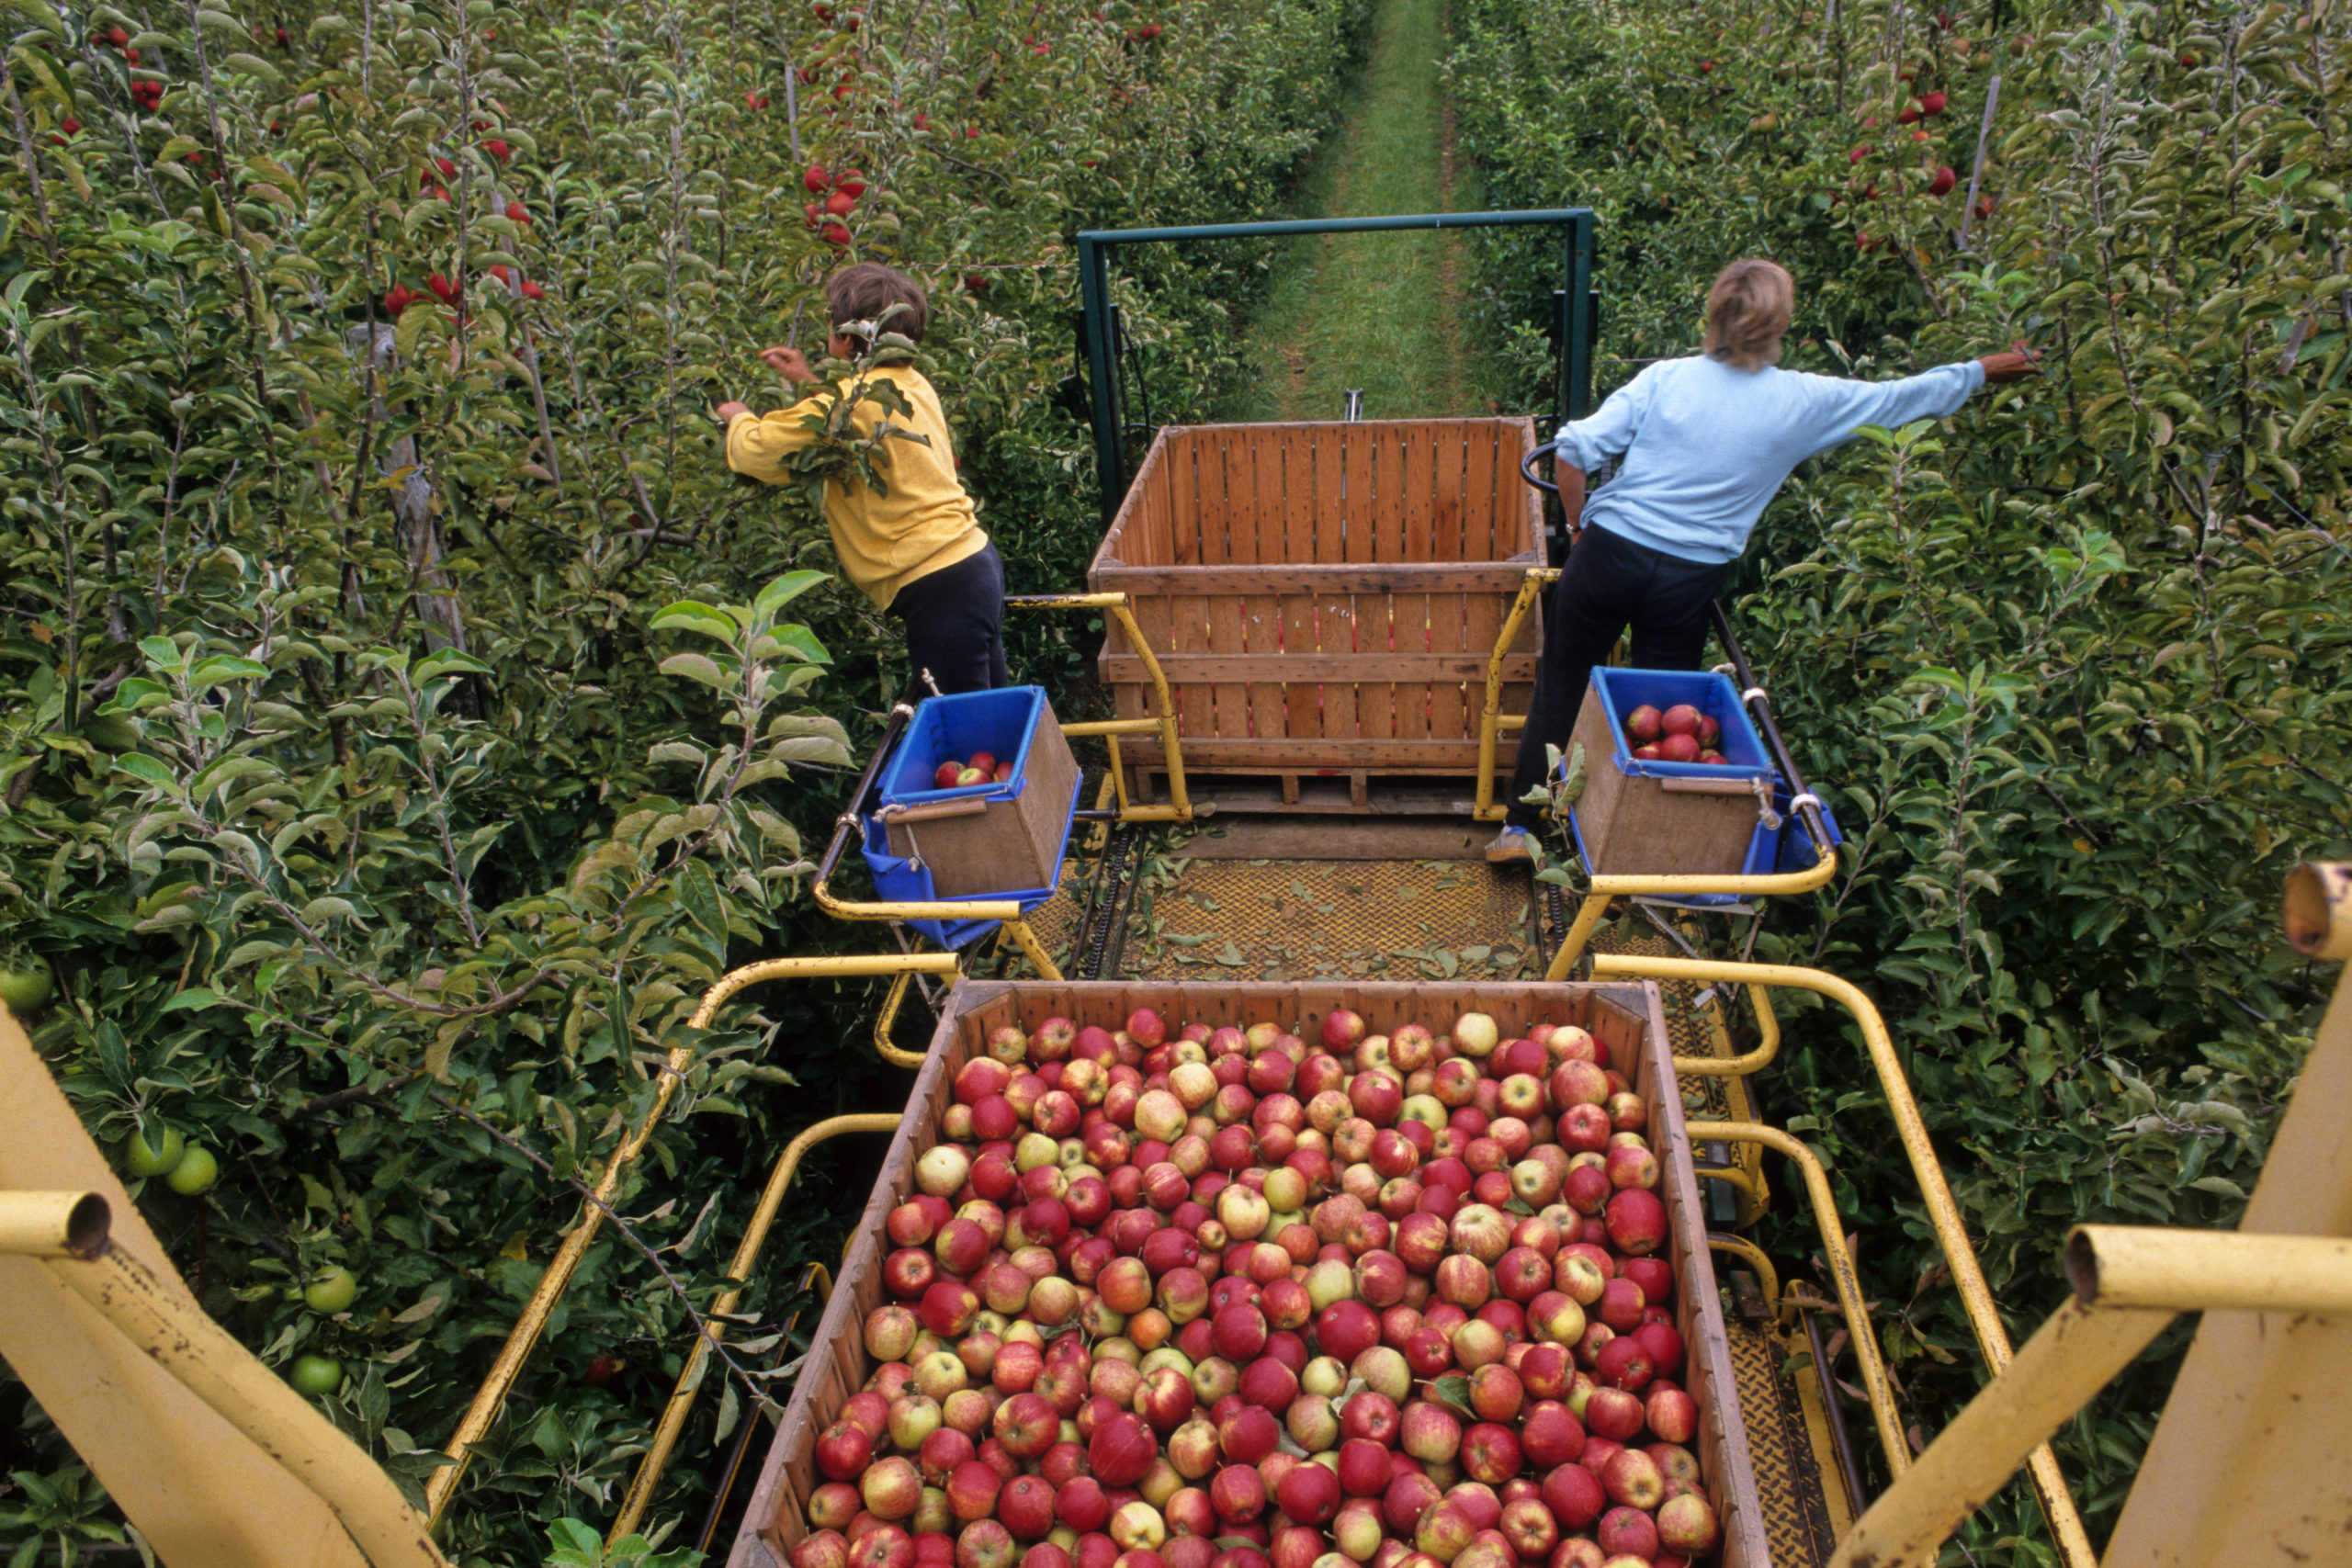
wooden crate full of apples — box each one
[730,981,1765,1568]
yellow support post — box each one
[0,1187,447,1566]
[1008,591,1193,822]
[1630,958,2095,1566]
[609,1113,901,1541]
[1686,1122,1910,1474]
[1704,1232,1782,1317]
[427,953,957,1522]
[1475,569,1558,822]
[1831,1226,2352,1568]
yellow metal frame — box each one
[1623,958,2095,1567]
[1688,1122,1910,1475]
[425,953,958,1524]
[1473,569,1559,821]
[0,1190,447,1566]
[1706,1231,1782,1317]
[608,1112,899,1540]
[1830,1227,2352,1568]
[1006,591,1193,824]
[1544,846,1838,980]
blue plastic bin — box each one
[863,686,1081,950]
[1558,667,1838,894]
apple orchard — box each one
[802,1008,1720,1568]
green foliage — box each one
[1451,0,2348,1554]
[0,0,1368,1557]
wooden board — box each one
[726,978,1767,1568]
[1566,688,1772,876]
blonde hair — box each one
[1702,259,1794,371]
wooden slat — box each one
[1091,563,1532,595]
[1101,651,1538,685]
[1312,427,1349,565]
[1148,431,1181,568]
[1170,591,1221,746]
[1244,586,1283,743]
[1374,425,1406,562]
[1281,589,1322,746]
[1204,591,1250,745]
[1117,736,1487,767]
[1193,430,1227,567]
[1340,426,1378,564]
[1434,418,1471,564]
[1465,419,1500,562]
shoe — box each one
[1485,827,1537,864]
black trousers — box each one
[891,542,1010,695]
[1504,525,1729,830]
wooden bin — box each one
[728,980,1769,1568]
[1565,680,1777,879]
[1086,420,1546,810]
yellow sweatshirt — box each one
[724,364,987,611]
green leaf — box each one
[658,652,731,691]
[752,570,831,618]
[650,602,741,643]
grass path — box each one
[1218,0,1498,423]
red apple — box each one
[1603,1190,1667,1256]
[1623,705,1662,743]
[935,760,966,789]
[1594,1506,1657,1562]
[1091,1415,1157,1487]
[1657,1493,1720,1556]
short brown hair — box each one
[827,263,928,352]
[1702,259,1793,371]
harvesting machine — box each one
[1,211,2346,1568]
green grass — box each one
[1217,0,1508,423]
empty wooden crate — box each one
[1086,419,1545,810]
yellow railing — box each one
[1829,1227,2352,1568]
[1007,591,1193,823]
[424,952,958,1523]
[1610,956,2096,1568]
[1473,569,1559,821]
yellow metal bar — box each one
[1475,570,1558,822]
[1705,1233,1781,1317]
[1835,1228,2352,1568]
[57,1242,451,1565]
[1638,960,2095,1567]
[2068,1225,2352,1314]
[812,874,1024,926]
[1544,892,1617,980]
[1059,717,1164,738]
[609,1113,900,1541]
[875,969,928,1068]
[428,952,954,1521]
[1000,917,1065,981]
[1828,1297,2170,1568]
[1597,974,1782,1077]
[1008,592,1192,822]
[0,1190,110,1259]
[1688,1121,1910,1474]
[2104,868,2352,1567]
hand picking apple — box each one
[794,1008,1722,1568]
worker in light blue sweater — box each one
[1490,257,2037,862]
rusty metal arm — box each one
[1474,569,1559,822]
[0,1194,448,1566]
[1686,1122,1910,1474]
[426,952,956,1523]
[1829,1226,2352,1568]
[609,1112,901,1541]
[1007,591,1193,823]
[1640,959,2096,1567]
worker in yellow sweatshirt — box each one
[715,264,1006,693]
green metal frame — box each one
[1075,209,1598,521]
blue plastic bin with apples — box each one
[864,687,1081,950]
[1561,668,1839,906]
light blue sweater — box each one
[1554,355,1987,564]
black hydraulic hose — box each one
[1708,602,1831,855]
